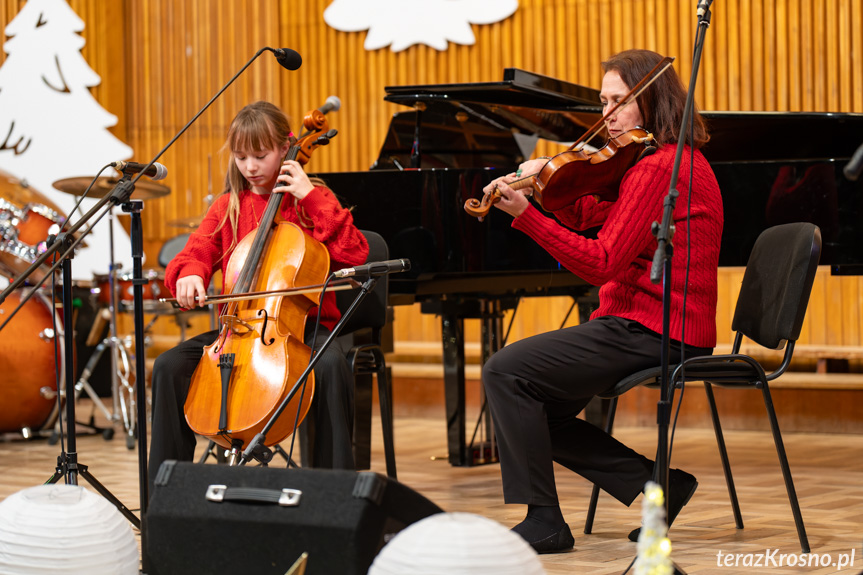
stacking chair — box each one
[157,233,191,267]
[301,230,397,478]
[336,230,397,479]
[582,222,821,553]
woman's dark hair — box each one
[602,49,709,148]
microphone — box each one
[111,160,168,181]
[317,95,342,115]
[333,259,411,278]
[272,48,302,71]
[844,141,863,182]
[696,0,714,16]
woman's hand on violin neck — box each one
[488,178,529,218]
[276,159,314,200]
[517,158,548,177]
[175,275,208,309]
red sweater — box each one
[165,186,369,331]
[513,143,723,348]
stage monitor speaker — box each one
[144,461,442,575]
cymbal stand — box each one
[104,205,138,448]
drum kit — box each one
[0,168,204,447]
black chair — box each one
[300,230,397,478]
[583,222,820,553]
[335,230,397,479]
[157,233,191,268]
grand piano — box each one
[315,69,863,466]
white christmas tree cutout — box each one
[324,0,518,52]
[0,0,134,280]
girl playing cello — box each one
[148,101,368,488]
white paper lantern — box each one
[0,484,138,574]
[369,512,546,575]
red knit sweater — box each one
[165,186,369,331]
[513,143,723,348]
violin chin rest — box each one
[638,145,658,161]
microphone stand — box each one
[645,4,712,574]
[238,276,380,466]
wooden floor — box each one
[1,401,861,574]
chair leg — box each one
[761,385,810,553]
[584,396,618,534]
[352,371,374,470]
[704,382,743,529]
[375,355,397,479]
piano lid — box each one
[375,68,602,170]
[385,68,602,110]
[377,69,863,169]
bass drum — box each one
[0,288,65,433]
[0,169,67,283]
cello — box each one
[183,108,337,459]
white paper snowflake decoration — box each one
[324,0,519,52]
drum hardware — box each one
[53,174,171,449]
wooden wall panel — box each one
[1,0,862,377]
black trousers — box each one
[148,325,354,489]
[482,315,711,508]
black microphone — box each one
[111,160,168,181]
[272,48,302,71]
[844,141,863,182]
[317,95,341,115]
[333,259,411,278]
[696,0,714,16]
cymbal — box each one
[53,177,170,200]
[166,216,203,229]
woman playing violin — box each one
[480,49,723,553]
[148,101,368,488]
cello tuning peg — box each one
[315,129,339,146]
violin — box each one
[183,108,337,455]
[465,56,674,219]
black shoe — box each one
[520,523,575,554]
[628,468,698,542]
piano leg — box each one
[437,298,508,467]
[441,308,468,466]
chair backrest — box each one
[158,233,191,268]
[731,222,821,349]
[335,230,389,335]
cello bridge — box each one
[219,314,257,335]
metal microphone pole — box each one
[646,2,713,573]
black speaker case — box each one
[144,461,441,575]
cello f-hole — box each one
[258,309,275,346]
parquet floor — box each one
[1,401,861,574]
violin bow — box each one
[570,56,675,152]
